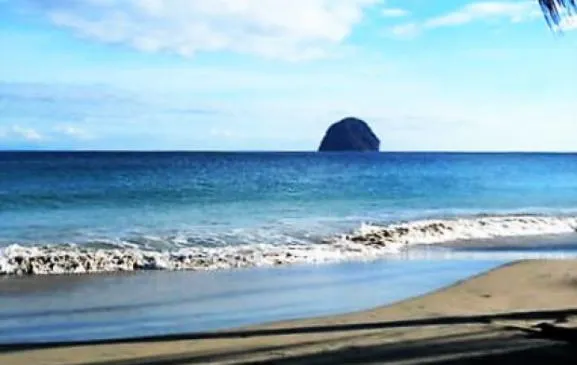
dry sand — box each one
[3,259,577,364]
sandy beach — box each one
[2,259,577,364]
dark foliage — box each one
[540,0,576,28]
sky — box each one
[0,0,576,151]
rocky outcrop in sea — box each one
[318,117,380,152]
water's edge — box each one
[2,214,576,276]
[0,259,505,344]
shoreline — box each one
[0,259,504,344]
[3,259,577,364]
[2,214,577,276]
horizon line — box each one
[1,150,577,154]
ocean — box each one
[2,152,577,256]
[2,151,577,343]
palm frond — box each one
[539,0,576,28]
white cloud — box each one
[427,2,539,27]
[6,125,44,141]
[28,0,380,60]
[209,127,236,138]
[390,22,420,38]
[54,125,93,140]
[389,1,541,38]
[382,7,408,18]
[559,15,577,31]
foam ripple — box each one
[347,215,577,246]
[1,215,577,276]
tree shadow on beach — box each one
[227,335,575,365]
[3,307,577,353]
[3,308,577,364]
[29,329,577,365]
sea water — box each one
[2,152,577,274]
[2,152,577,343]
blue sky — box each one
[0,0,576,151]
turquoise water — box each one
[2,152,577,249]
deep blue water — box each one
[1,151,577,249]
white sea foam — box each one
[0,241,400,276]
[346,215,577,246]
[1,214,577,276]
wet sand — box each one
[3,259,577,364]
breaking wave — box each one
[2,214,577,276]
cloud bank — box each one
[390,1,541,38]
[27,0,379,60]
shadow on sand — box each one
[2,308,577,364]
